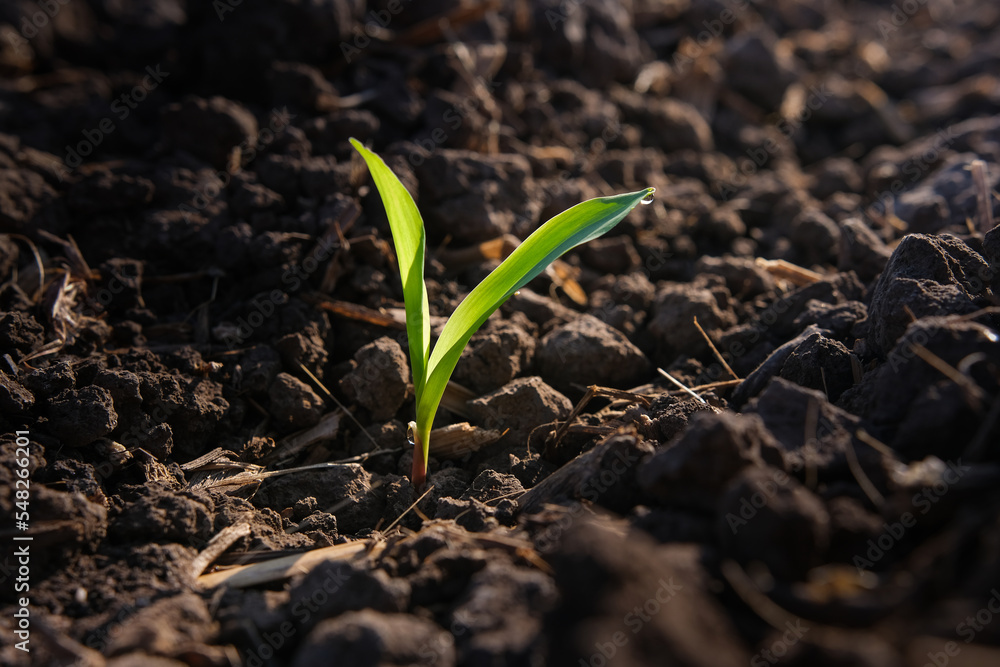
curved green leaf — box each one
[350,138,431,398]
[416,188,654,435]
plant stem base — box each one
[411,437,427,492]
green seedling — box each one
[350,138,654,490]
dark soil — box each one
[2,1,1000,666]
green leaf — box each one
[415,188,654,437]
[350,138,430,397]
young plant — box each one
[350,138,653,490]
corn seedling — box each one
[350,138,654,490]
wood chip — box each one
[394,0,503,47]
[306,293,447,330]
[440,381,477,419]
[132,448,174,483]
[187,469,265,496]
[755,257,823,286]
[181,447,243,472]
[197,539,382,589]
[436,234,520,268]
[970,159,995,234]
[428,422,502,460]
[190,523,251,579]
[547,259,587,305]
[267,409,343,464]
[306,294,406,328]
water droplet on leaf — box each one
[407,421,417,447]
[640,188,656,205]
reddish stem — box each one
[410,438,427,492]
